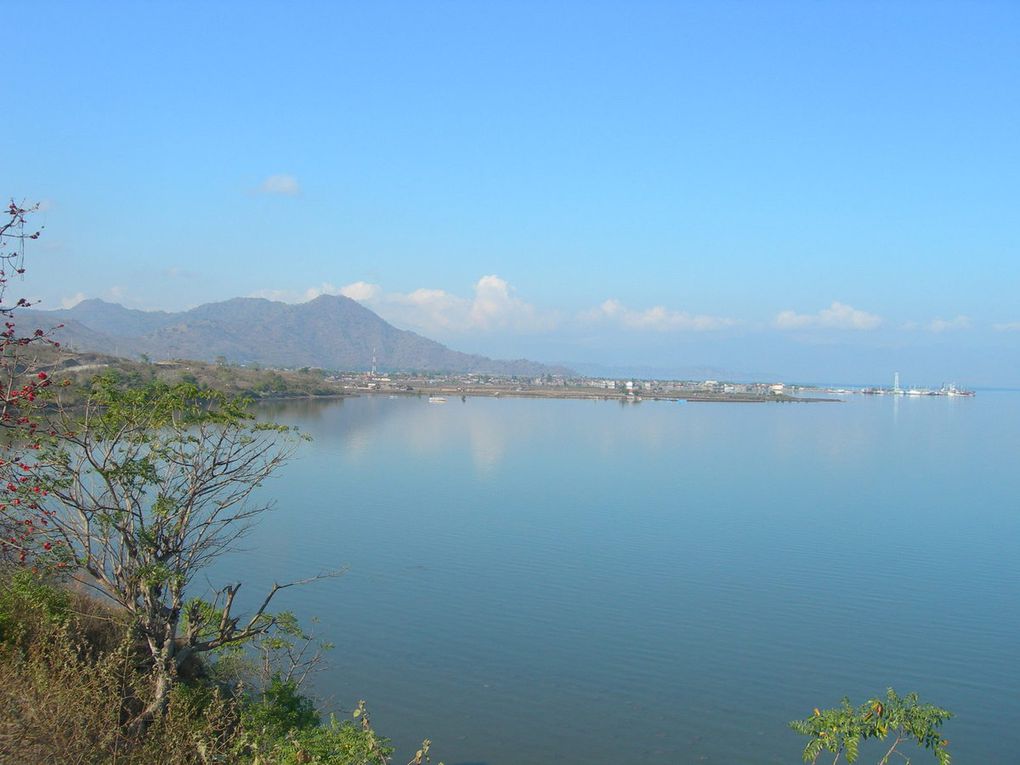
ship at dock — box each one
[860,374,974,397]
[942,384,975,397]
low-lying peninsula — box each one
[38,349,839,404]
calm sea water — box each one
[214,392,1020,764]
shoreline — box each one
[346,386,842,404]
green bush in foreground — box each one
[790,688,952,764]
[236,678,395,764]
[0,570,400,765]
[0,568,71,643]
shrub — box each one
[242,677,321,743]
[0,569,237,763]
[0,568,70,645]
[269,714,393,765]
[0,570,402,765]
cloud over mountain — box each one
[258,275,556,335]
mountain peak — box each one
[302,293,363,309]
[29,294,568,376]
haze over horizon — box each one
[7,2,1019,386]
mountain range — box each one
[25,296,569,376]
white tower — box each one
[893,372,900,394]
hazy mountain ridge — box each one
[26,295,570,376]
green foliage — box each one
[84,373,256,432]
[0,577,237,764]
[269,714,393,765]
[2,366,425,764]
[255,372,289,394]
[790,689,953,764]
[180,597,227,643]
[0,575,401,765]
[242,677,321,742]
[0,570,70,644]
[26,345,340,406]
[236,681,395,765]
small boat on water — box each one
[942,385,975,397]
[428,396,447,404]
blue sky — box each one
[6,1,1019,384]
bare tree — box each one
[1,200,47,434]
[1,200,59,566]
[30,375,324,724]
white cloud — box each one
[248,288,296,302]
[387,287,470,331]
[775,301,882,331]
[60,292,87,309]
[994,321,1020,332]
[345,275,553,334]
[581,298,735,331]
[250,282,353,303]
[246,275,551,333]
[468,275,552,331]
[928,315,972,333]
[339,281,382,302]
[250,277,743,336]
[302,282,344,301]
[256,174,301,196]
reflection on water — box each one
[210,393,1020,765]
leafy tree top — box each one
[790,688,952,765]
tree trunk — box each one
[130,616,178,734]
[128,661,174,735]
